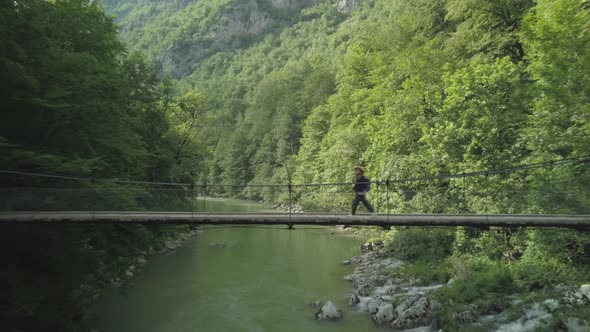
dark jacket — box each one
[353,175,370,193]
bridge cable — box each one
[1,154,589,188]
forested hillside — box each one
[1,1,201,330]
[106,0,590,203]
[2,0,589,330]
[101,0,325,77]
[105,0,590,327]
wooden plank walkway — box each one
[0,212,589,229]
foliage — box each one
[395,259,452,285]
[384,228,455,262]
[435,255,517,328]
[0,224,184,331]
[0,1,205,331]
[107,0,590,320]
[3,0,590,329]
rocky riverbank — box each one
[115,228,203,282]
[81,227,202,308]
[341,240,590,331]
[343,241,443,330]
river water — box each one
[90,199,377,331]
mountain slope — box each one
[102,0,331,77]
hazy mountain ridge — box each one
[101,0,343,77]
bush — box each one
[396,259,452,284]
[435,256,517,327]
[525,229,590,267]
[453,227,527,262]
[511,251,578,290]
[384,228,455,262]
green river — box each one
[90,199,378,331]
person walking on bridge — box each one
[351,166,375,215]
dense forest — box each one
[1,0,590,330]
[1,1,201,330]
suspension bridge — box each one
[1,156,590,230]
[0,211,589,230]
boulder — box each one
[367,296,385,316]
[166,240,178,250]
[480,302,505,315]
[543,299,559,311]
[341,260,351,265]
[343,274,355,281]
[371,302,395,325]
[368,274,389,287]
[349,294,360,307]
[110,278,121,287]
[565,317,589,332]
[386,284,402,295]
[562,284,590,305]
[356,283,371,296]
[360,240,384,252]
[316,301,343,320]
[391,296,438,330]
[452,308,478,323]
[580,284,590,300]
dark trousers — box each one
[351,194,374,215]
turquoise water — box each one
[90,199,376,331]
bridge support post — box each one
[287,223,294,230]
[190,182,195,221]
[385,180,390,224]
[288,181,293,224]
[202,183,207,212]
[91,178,96,223]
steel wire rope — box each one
[1,154,589,188]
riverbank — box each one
[342,238,590,331]
[79,226,202,331]
[101,227,202,288]
[0,223,206,332]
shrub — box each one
[435,256,516,327]
[384,228,454,262]
[511,250,578,290]
[396,259,452,284]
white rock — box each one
[580,284,590,299]
[372,302,395,325]
[349,293,360,307]
[389,284,403,295]
[367,296,385,315]
[316,301,343,320]
[496,303,552,332]
[543,299,559,311]
[565,317,588,332]
[391,296,433,330]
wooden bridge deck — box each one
[0,212,589,229]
